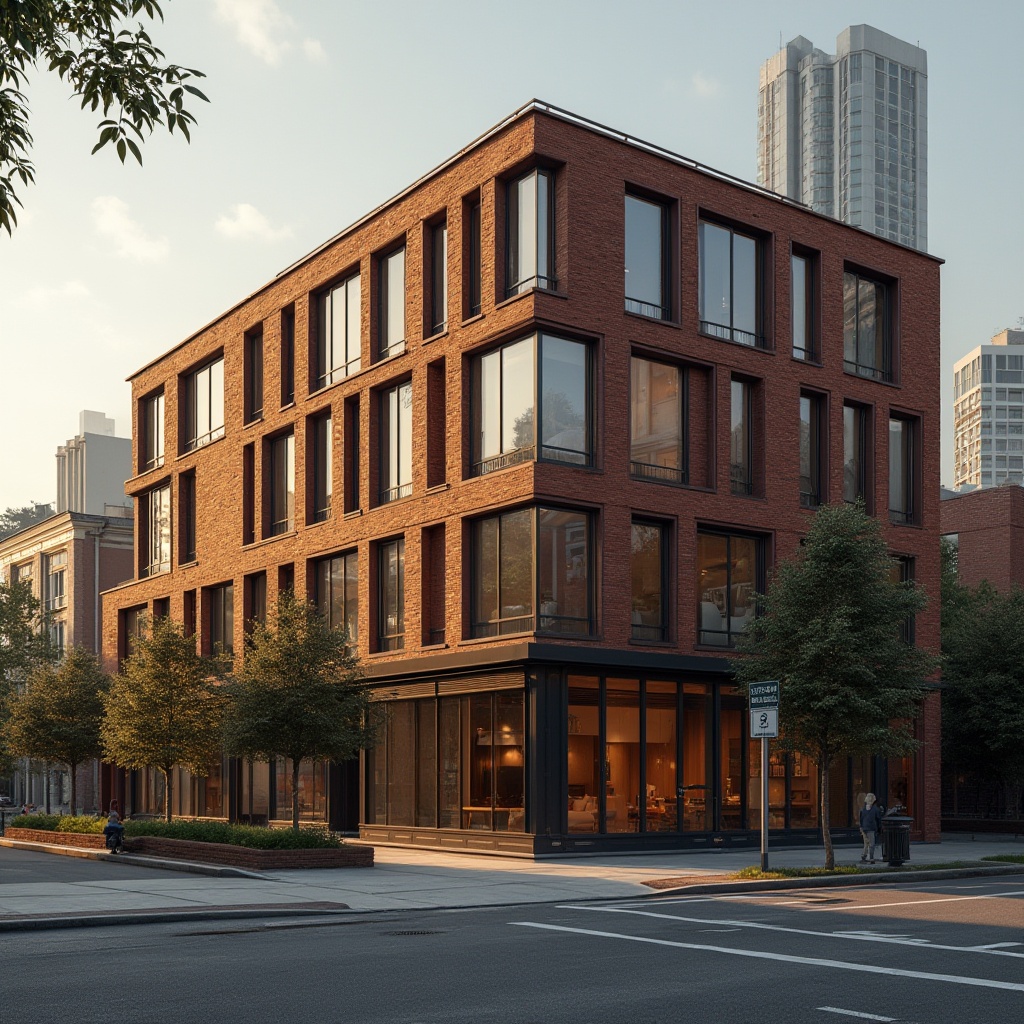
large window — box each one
[44,550,67,611]
[378,538,405,651]
[141,483,170,577]
[699,220,763,347]
[844,270,892,382]
[792,251,817,361]
[466,196,482,317]
[208,582,234,656]
[471,332,591,475]
[730,378,752,495]
[889,416,916,524]
[315,550,358,643]
[141,390,164,471]
[631,520,667,641]
[844,403,869,504]
[697,531,762,648]
[430,219,448,335]
[625,193,669,319]
[245,326,263,423]
[378,246,406,360]
[471,506,592,638]
[380,381,412,503]
[183,357,224,452]
[316,273,361,389]
[506,168,555,296]
[311,412,332,522]
[630,356,685,484]
[180,470,196,563]
[269,433,295,536]
[799,392,823,508]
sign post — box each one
[748,681,780,873]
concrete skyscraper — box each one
[758,25,928,251]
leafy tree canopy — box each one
[0,578,52,692]
[224,592,373,830]
[0,0,208,233]
[2,646,109,810]
[101,614,225,820]
[732,502,936,867]
[0,502,54,540]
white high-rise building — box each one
[953,330,1024,489]
[758,25,928,251]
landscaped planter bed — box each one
[5,827,373,869]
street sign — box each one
[749,680,780,709]
[750,707,778,739]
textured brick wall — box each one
[940,486,1024,592]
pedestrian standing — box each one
[859,792,883,863]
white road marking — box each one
[817,1007,897,1021]
[510,921,1024,992]
[972,942,1022,950]
[569,905,1024,959]
[800,890,1024,913]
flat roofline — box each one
[128,98,942,383]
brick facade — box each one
[101,102,942,851]
[940,485,1024,591]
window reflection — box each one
[625,194,668,318]
[507,169,555,295]
[699,221,762,346]
[844,271,891,382]
[630,357,685,483]
[631,520,667,641]
[697,532,759,647]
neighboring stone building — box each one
[101,101,942,850]
[0,412,133,811]
[758,25,928,252]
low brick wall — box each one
[5,828,373,869]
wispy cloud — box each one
[214,0,324,66]
[91,197,169,262]
[690,72,720,98]
[17,280,92,307]
[215,203,292,242]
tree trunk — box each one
[69,761,78,816]
[44,763,51,814]
[163,768,174,823]
[820,758,834,870]
[292,759,301,832]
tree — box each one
[731,502,936,868]
[0,502,54,541]
[224,593,373,831]
[101,615,225,821]
[0,578,54,773]
[2,646,109,812]
[941,574,1024,820]
[0,1,209,234]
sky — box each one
[1,0,1021,511]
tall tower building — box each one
[953,330,1024,490]
[758,25,928,251]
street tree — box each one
[732,502,936,868]
[224,593,373,831]
[0,0,208,233]
[101,615,225,821]
[2,646,109,812]
[941,571,1024,820]
[0,578,53,773]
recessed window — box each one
[843,403,870,505]
[471,506,592,638]
[344,396,360,513]
[379,381,412,504]
[315,550,358,643]
[630,356,685,484]
[889,415,916,524]
[625,193,670,319]
[141,483,171,578]
[140,391,164,471]
[697,531,762,648]
[268,433,295,536]
[378,246,406,360]
[471,332,591,475]
[844,270,892,382]
[44,550,67,611]
[280,305,295,406]
[242,443,255,545]
[180,471,196,563]
[890,555,915,643]
[506,168,555,296]
[430,219,448,335]
[791,251,817,361]
[310,412,332,523]
[208,582,234,656]
[466,197,482,317]
[631,520,668,642]
[699,220,764,347]
[730,378,753,496]
[245,326,263,423]
[799,392,824,508]
[378,538,405,652]
[246,572,267,627]
[183,357,225,452]
[315,273,360,389]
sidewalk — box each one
[1,833,1021,930]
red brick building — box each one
[940,485,1024,591]
[101,101,942,851]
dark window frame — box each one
[140,482,171,578]
[268,431,295,537]
[630,518,669,642]
[843,401,871,507]
[314,272,361,390]
[310,410,332,523]
[377,537,405,652]
[844,267,894,383]
[280,304,296,407]
[698,218,767,349]
[624,190,672,320]
[505,167,556,297]
[696,529,766,649]
[379,379,413,504]
[377,243,407,361]
[730,377,754,496]
[140,389,165,471]
[799,390,825,509]
[207,582,234,657]
[245,325,264,423]
[180,470,196,564]
[182,356,225,452]
[888,414,917,525]
[314,549,358,644]
[467,196,482,317]
[791,247,819,362]
[430,218,448,336]
[629,354,688,485]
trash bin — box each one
[881,814,913,867]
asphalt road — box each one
[3,879,1022,1023]
[0,845,190,883]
